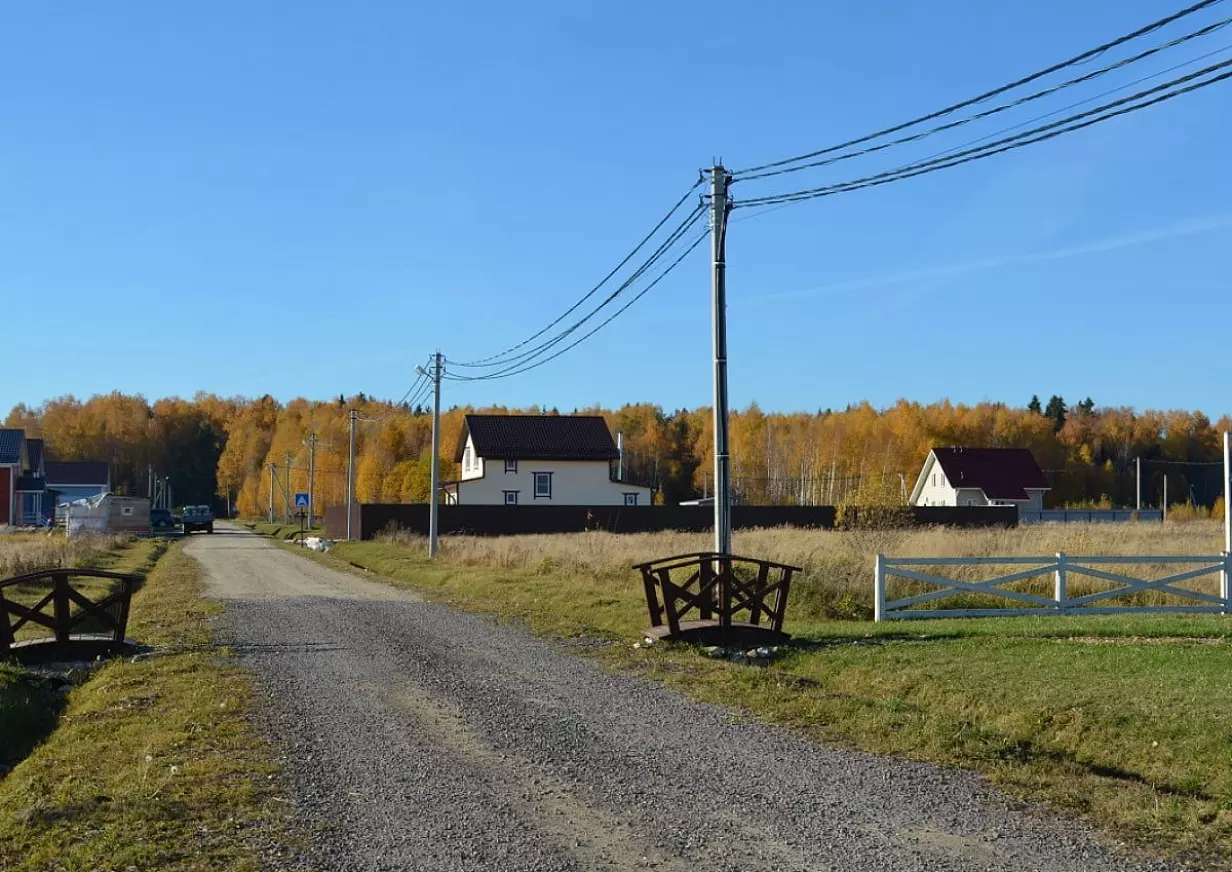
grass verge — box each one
[280,537,1232,868]
[0,544,289,871]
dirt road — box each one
[187,528,1176,872]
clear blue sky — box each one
[3,0,1230,418]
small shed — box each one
[65,494,151,536]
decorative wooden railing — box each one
[0,568,138,662]
[633,552,800,645]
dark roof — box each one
[931,447,1049,501]
[455,414,618,462]
[44,461,111,486]
[0,429,23,466]
[25,438,43,473]
[15,475,44,492]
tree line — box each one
[7,393,1230,514]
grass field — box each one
[278,520,1232,866]
[0,542,290,870]
[378,520,1227,619]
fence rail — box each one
[874,552,1231,621]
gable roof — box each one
[929,447,1049,501]
[455,414,618,462]
[0,430,24,466]
[25,438,44,474]
[44,461,111,487]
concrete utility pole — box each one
[1163,474,1168,523]
[346,410,357,540]
[1136,456,1142,512]
[1224,432,1230,611]
[709,164,733,555]
[418,353,444,558]
[268,463,276,523]
[304,432,318,528]
[284,452,293,523]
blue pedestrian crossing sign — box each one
[294,493,310,508]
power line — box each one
[736,59,1232,208]
[731,0,1226,176]
[449,203,706,373]
[452,179,703,367]
[733,15,1232,182]
[442,226,709,382]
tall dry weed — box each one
[0,534,131,578]
[379,521,1225,620]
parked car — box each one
[150,508,177,532]
[182,505,214,534]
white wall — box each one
[912,455,958,506]
[455,458,652,506]
[460,434,485,481]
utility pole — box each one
[709,164,733,555]
[304,432,318,528]
[284,451,293,523]
[346,410,357,540]
[1163,474,1167,523]
[1136,456,1141,512]
[1223,432,1230,612]
[418,352,444,558]
[268,463,276,522]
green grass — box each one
[244,520,321,540]
[0,545,290,871]
[285,538,1232,867]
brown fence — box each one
[323,503,1015,540]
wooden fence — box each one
[874,553,1232,620]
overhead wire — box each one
[730,0,1226,176]
[452,179,703,367]
[733,14,1232,182]
[449,202,706,372]
[442,226,710,382]
[735,58,1232,208]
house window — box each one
[966,499,976,506]
[533,472,552,499]
[503,490,518,506]
[623,493,638,506]
[505,459,517,474]
[464,447,472,471]
[931,474,936,486]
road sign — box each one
[294,492,310,509]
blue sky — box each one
[3,0,1230,418]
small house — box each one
[443,414,653,506]
[910,447,1049,515]
[45,461,111,514]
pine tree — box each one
[1027,395,1042,414]
[1076,397,1095,416]
[1044,395,1067,432]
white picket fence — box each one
[874,553,1232,621]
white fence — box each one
[874,553,1231,621]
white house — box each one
[910,447,1049,514]
[443,414,653,506]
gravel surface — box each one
[187,529,1182,872]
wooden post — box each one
[874,554,886,622]
[1054,552,1067,612]
[1223,552,1230,616]
[0,590,12,655]
[53,571,71,647]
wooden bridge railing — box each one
[633,552,800,645]
[0,568,138,663]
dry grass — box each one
[379,521,1226,619]
[0,532,135,578]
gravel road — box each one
[187,528,1180,872]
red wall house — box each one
[1,428,30,527]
